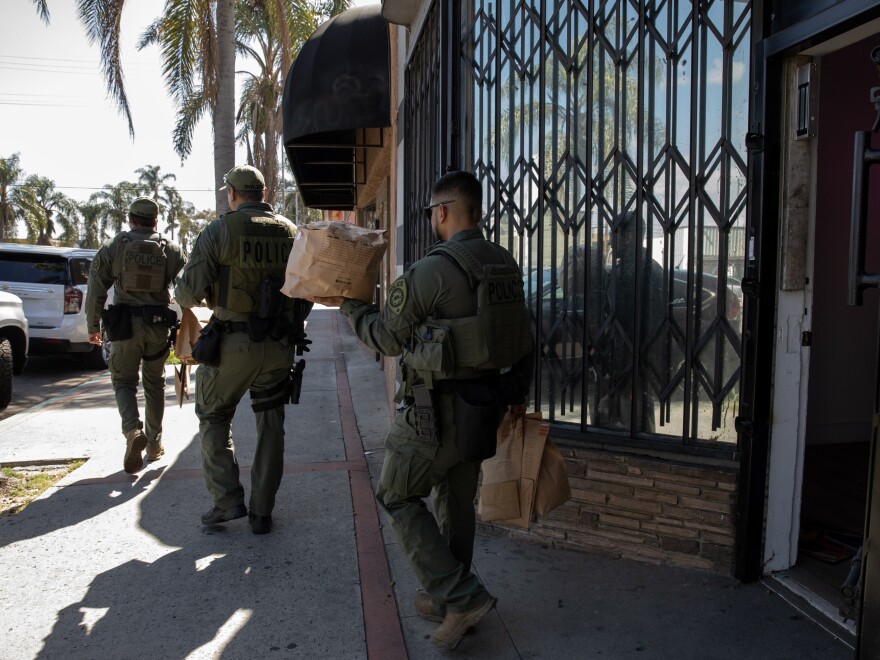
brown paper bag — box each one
[478,413,548,526]
[534,439,572,516]
[174,307,202,365]
[174,364,189,408]
[281,221,387,302]
[476,481,520,521]
[477,414,523,522]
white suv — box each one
[0,291,29,409]
[0,243,107,370]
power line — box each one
[0,92,93,98]
[0,60,99,71]
[0,101,93,107]
[0,53,150,65]
[10,184,214,193]
[0,53,156,68]
[0,62,158,76]
[0,64,97,76]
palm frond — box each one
[158,0,204,102]
[137,17,162,50]
[76,0,136,138]
[172,88,211,159]
[31,0,50,24]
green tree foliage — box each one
[13,176,79,246]
[0,154,25,242]
[92,180,141,236]
[77,198,104,248]
[235,0,350,210]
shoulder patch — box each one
[387,279,407,316]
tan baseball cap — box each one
[129,197,159,219]
[219,165,266,192]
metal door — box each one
[846,51,880,656]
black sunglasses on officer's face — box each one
[424,199,456,222]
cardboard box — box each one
[281,221,387,304]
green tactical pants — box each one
[109,316,169,444]
[375,391,493,615]
[195,330,295,516]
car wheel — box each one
[0,338,13,410]
[83,333,109,370]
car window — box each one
[0,253,69,285]
[70,258,91,285]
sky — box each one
[2,0,374,225]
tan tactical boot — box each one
[123,429,148,474]
[145,441,165,461]
[430,597,497,650]
[414,591,444,623]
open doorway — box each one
[790,33,880,623]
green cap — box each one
[220,165,265,192]
[129,197,159,219]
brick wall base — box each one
[478,445,738,574]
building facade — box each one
[283,1,880,655]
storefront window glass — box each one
[457,0,750,446]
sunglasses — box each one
[423,199,456,222]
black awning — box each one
[282,5,390,210]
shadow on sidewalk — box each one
[34,429,364,657]
[0,464,166,550]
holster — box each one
[191,318,222,367]
[452,381,502,462]
[100,304,133,341]
[287,359,306,404]
[411,383,438,443]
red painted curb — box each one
[332,312,408,660]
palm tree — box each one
[234,0,350,208]
[177,202,206,253]
[136,165,176,203]
[77,198,106,248]
[281,162,321,224]
[0,154,25,242]
[73,0,236,215]
[13,176,79,246]
[94,180,140,235]
[136,164,176,228]
[161,186,185,240]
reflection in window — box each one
[461,0,750,446]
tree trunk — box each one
[0,203,8,243]
[264,123,277,208]
[214,0,236,216]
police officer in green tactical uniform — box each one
[174,165,310,535]
[85,197,187,474]
[322,171,534,650]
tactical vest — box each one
[115,231,168,293]
[210,208,295,314]
[404,240,533,382]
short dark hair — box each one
[229,185,263,203]
[128,213,156,228]
[432,171,482,220]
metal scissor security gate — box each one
[406,0,750,449]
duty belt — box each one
[213,319,249,333]
[128,304,169,320]
[433,373,500,394]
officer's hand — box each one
[88,332,103,346]
[309,296,346,307]
[507,402,527,419]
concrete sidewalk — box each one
[0,308,854,659]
